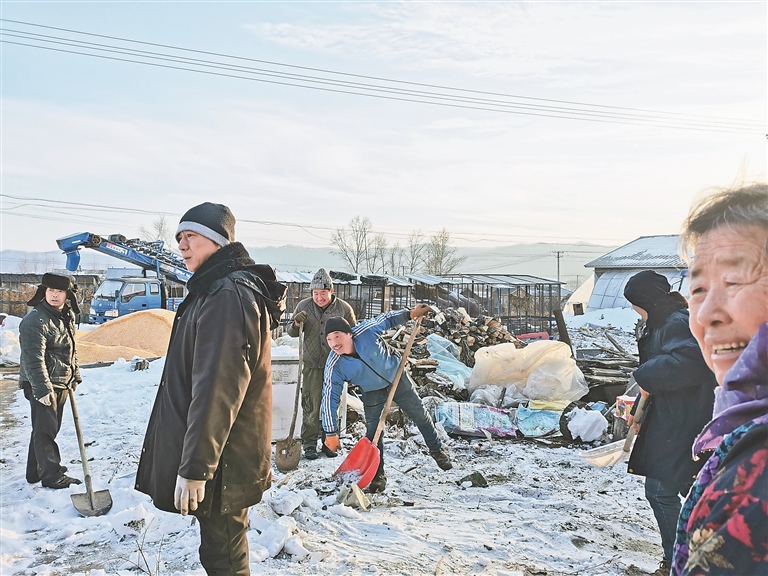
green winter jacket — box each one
[18,302,81,399]
[288,295,356,369]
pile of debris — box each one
[423,307,520,367]
[575,332,639,404]
[378,308,520,401]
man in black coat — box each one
[19,272,83,489]
[136,203,286,576]
[623,271,717,576]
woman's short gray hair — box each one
[680,183,768,262]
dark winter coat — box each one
[287,295,356,369]
[18,302,81,400]
[135,243,286,517]
[628,294,717,484]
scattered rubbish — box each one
[565,407,608,442]
[456,471,488,488]
[129,357,150,371]
[468,341,588,403]
[434,402,517,438]
[516,404,561,438]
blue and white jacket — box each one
[321,309,411,434]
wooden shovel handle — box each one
[372,316,423,446]
[287,322,304,439]
[623,394,648,452]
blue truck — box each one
[57,232,191,323]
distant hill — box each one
[0,242,617,291]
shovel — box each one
[275,322,304,473]
[333,316,423,490]
[69,391,113,517]
[579,394,648,468]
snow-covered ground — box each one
[0,355,664,576]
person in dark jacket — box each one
[671,183,768,576]
[288,268,356,460]
[623,270,717,576]
[135,203,286,576]
[321,307,452,494]
[19,272,83,489]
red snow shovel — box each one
[333,317,423,490]
[69,391,113,517]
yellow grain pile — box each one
[77,342,157,364]
[76,309,175,363]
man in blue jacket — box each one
[321,305,452,493]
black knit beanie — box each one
[176,202,235,246]
[623,270,670,312]
[325,317,353,337]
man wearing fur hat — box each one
[288,268,356,460]
[136,202,286,575]
[19,272,83,489]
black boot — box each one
[43,474,82,489]
[304,446,318,460]
[430,448,453,470]
[366,470,387,493]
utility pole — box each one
[552,251,565,284]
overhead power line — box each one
[0,193,632,244]
[1,20,763,134]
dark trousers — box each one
[22,381,69,485]
[645,477,691,563]
[362,371,441,477]
[198,479,250,576]
[300,366,324,450]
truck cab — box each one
[89,276,165,324]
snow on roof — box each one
[585,235,686,269]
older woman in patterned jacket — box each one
[672,183,768,576]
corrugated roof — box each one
[585,235,686,269]
[448,274,562,287]
[406,273,454,286]
[276,271,412,286]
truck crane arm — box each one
[57,232,192,285]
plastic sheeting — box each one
[468,341,588,403]
[516,404,561,437]
[426,333,472,389]
[434,401,517,438]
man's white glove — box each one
[174,475,206,516]
[37,393,53,407]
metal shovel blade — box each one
[333,437,380,490]
[71,488,113,517]
[275,438,302,473]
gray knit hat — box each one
[176,202,235,247]
[310,268,333,291]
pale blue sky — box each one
[1,1,766,252]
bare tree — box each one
[331,216,373,274]
[405,230,427,274]
[139,216,175,248]
[367,233,389,274]
[385,243,406,275]
[425,228,466,275]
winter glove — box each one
[174,475,206,516]
[324,434,341,453]
[410,303,431,320]
[294,310,309,325]
[37,392,53,407]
